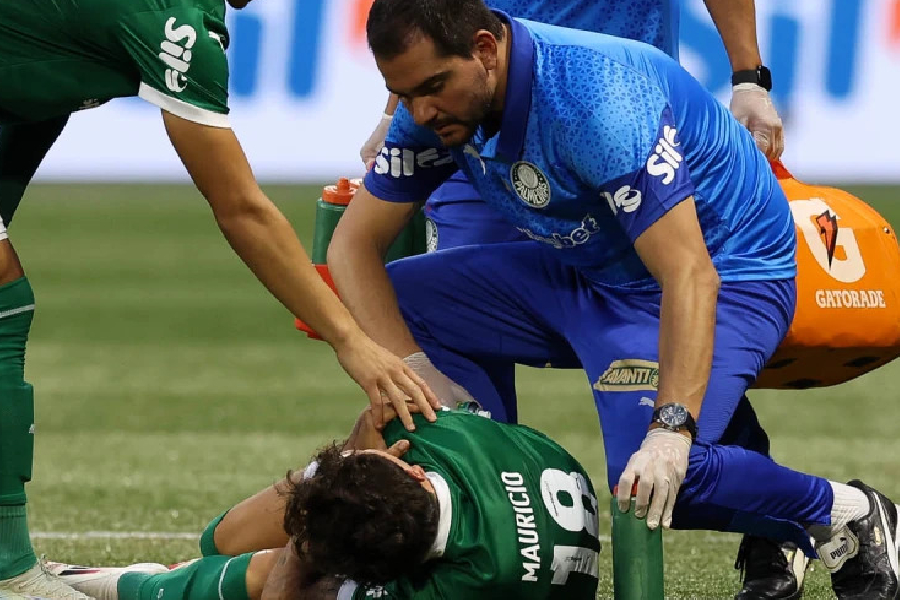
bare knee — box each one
[0,240,25,285]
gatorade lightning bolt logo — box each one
[816,210,839,268]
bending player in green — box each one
[0,0,441,597]
[53,405,602,599]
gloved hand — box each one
[617,428,692,530]
[403,352,476,409]
[730,83,784,160]
[360,113,393,170]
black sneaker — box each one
[818,480,900,599]
[734,534,808,599]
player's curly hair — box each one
[367,0,504,60]
[283,443,440,586]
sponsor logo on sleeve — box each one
[160,17,198,93]
[646,125,682,185]
[602,185,642,215]
[373,147,454,178]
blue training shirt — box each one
[366,16,797,288]
[430,0,680,206]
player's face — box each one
[377,33,498,147]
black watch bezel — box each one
[732,65,772,92]
[651,403,698,440]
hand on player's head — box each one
[284,443,440,585]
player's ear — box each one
[405,464,427,481]
[474,30,499,70]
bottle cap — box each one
[322,177,356,206]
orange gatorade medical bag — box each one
[755,162,900,389]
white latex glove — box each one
[360,113,393,170]
[403,352,476,409]
[617,428,692,530]
[730,83,784,160]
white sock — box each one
[808,481,871,543]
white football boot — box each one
[0,559,93,600]
[47,563,168,600]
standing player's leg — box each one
[387,241,583,423]
[0,116,92,599]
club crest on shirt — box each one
[510,161,551,208]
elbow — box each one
[326,222,350,270]
[327,220,383,272]
[662,257,720,295]
[694,261,721,295]
[212,191,272,234]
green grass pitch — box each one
[13,182,900,599]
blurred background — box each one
[33,0,900,184]
[20,1,900,598]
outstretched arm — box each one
[161,111,438,430]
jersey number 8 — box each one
[540,469,600,585]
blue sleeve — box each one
[558,56,695,242]
[363,104,458,203]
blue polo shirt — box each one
[429,0,680,212]
[366,16,797,288]
[488,0,679,59]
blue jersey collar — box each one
[481,12,534,162]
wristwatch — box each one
[651,403,698,440]
[732,65,772,92]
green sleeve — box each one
[117,8,230,127]
[0,115,70,225]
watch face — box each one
[659,404,688,427]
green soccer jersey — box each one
[0,0,230,127]
[343,410,601,599]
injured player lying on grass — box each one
[50,404,604,600]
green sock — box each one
[0,505,36,580]
[0,277,36,580]
[119,554,252,600]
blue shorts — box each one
[426,172,527,251]
[389,241,832,548]
[389,241,794,485]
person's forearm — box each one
[213,194,362,349]
[328,233,421,359]
[703,0,762,71]
[655,266,720,421]
[261,543,305,600]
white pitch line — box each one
[31,531,739,544]
[32,531,198,541]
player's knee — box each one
[0,241,25,286]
